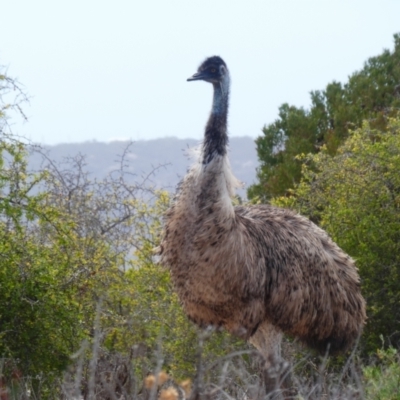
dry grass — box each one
[2,337,399,399]
[57,341,367,400]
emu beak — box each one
[187,72,206,82]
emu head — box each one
[187,56,229,84]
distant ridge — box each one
[29,137,258,199]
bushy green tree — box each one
[249,33,400,201]
[0,141,128,387]
[0,66,137,392]
[273,117,400,352]
[0,72,88,392]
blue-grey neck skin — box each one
[202,74,230,165]
[211,74,230,115]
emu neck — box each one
[202,77,230,165]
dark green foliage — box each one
[249,33,400,353]
[249,33,400,201]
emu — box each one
[158,56,366,393]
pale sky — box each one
[1,0,400,145]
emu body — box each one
[159,56,366,362]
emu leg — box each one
[249,322,294,398]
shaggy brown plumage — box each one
[158,56,366,362]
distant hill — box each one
[29,137,258,199]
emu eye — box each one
[210,68,216,73]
